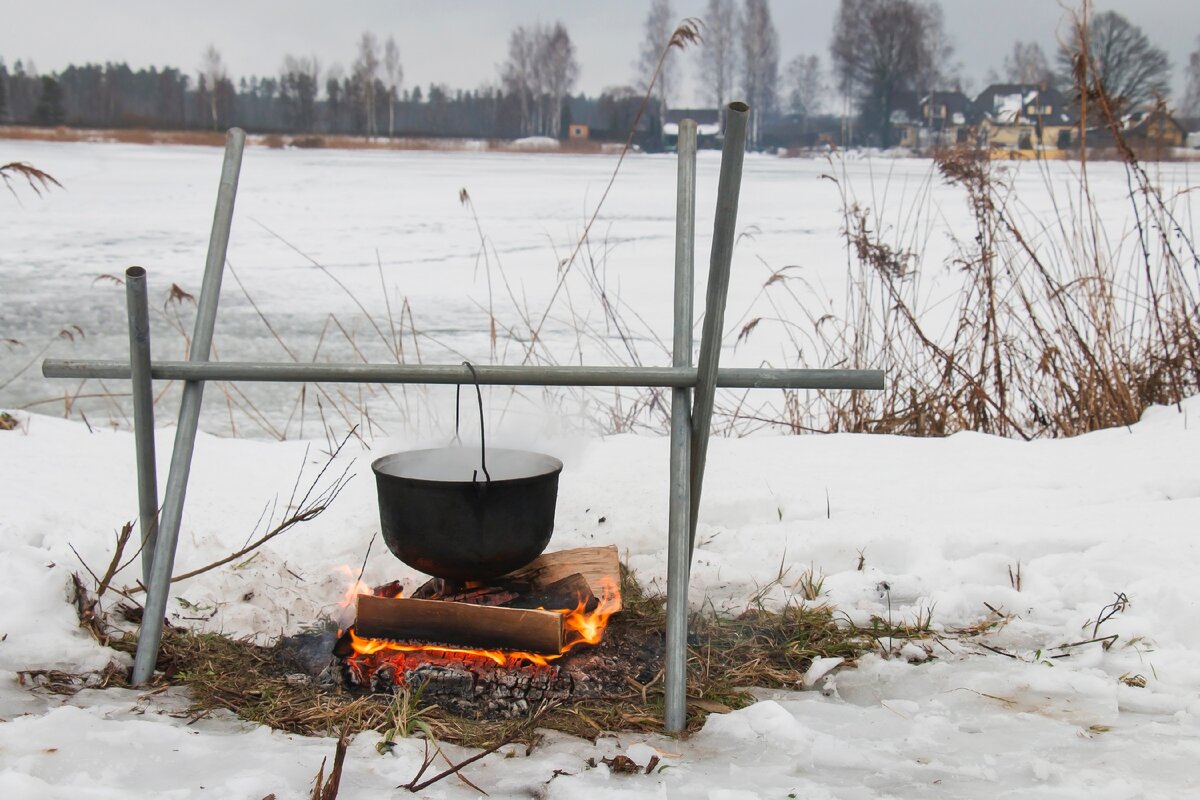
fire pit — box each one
[333,546,650,718]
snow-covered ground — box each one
[1,399,1198,797]
[2,141,1199,797]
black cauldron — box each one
[372,447,563,580]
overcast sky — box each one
[3,1,1198,104]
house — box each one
[890,90,972,150]
[662,108,722,149]
[972,83,1077,153]
[1121,106,1186,147]
[1085,105,1188,156]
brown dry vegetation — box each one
[46,565,906,746]
[0,125,622,155]
[734,14,1200,440]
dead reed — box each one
[734,17,1199,439]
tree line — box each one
[1,1,1197,149]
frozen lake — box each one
[3,140,1196,437]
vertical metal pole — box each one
[132,129,246,686]
[689,103,749,553]
[125,266,159,587]
[665,120,698,733]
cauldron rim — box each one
[371,446,563,488]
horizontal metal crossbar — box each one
[43,359,885,391]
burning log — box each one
[501,573,596,612]
[350,545,619,656]
[355,595,566,654]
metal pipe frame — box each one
[132,128,246,686]
[125,266,159,587]
[43,359,884,392]
[689,102,749,553]
[54,109,886,716]
[665,119,697,733]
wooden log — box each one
[501,573,596,612]
[500,545,622,611]
[355,594,564,654]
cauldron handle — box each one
[454,361,491,485]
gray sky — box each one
[2,1,1198,104]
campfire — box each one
[333,546,635,717]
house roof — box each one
[1124,107,1185,137]
[922,91,971,115]
[972,83,1075,125]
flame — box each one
[345,576,621,671]
[560,576,622,650]
[335,565,374,608]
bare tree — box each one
[1056,10,1169,109]
[699,0,739,109]
[199,44,226,130]
[784,54,826,123]
[741,0,779,148]
[830,0,950,147]
[637,0,676,112]
[383,35,402,137]
[501,26,538,136]
[1185,37,1200,117]
[1002,41,1054,86]
[501,23,578,138]
[353,32,381,135]
[539,22,579,138]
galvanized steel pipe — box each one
[132,128,245,686]
[125,266,159,587]
[665,119,697,733]
[689,102,748,553]
[43,359,884,391]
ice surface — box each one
[5,141,1193,439]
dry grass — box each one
[0,125,622,155]
[64,565,898,746]
[734,32,1199,440]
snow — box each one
[1,397,1199,797]
[511,136,560,149]
[3,141,1200,797]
